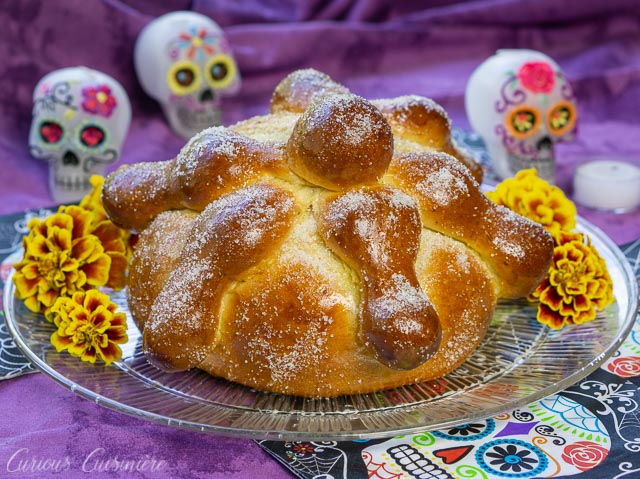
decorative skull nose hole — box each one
[199,89,215,103]
[536,136,553,151]
[62,151,80,166]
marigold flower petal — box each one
[70,236,101,263]
[570,294,588,311]
[45,211,73,233]
[59,205,93,239]
[105,252,128,290]
[81,254,111,286]
[97,342,123,365]
[50,332,69,352]
[83,288,107,311]
[13,258,40,280]
[572,307,597,324]
[92,221,128,254]
[26,235,50,257]
[13,272,39,299]
[49,226,73,253]
[538,286,563,311]
[23,295,42,314]
[74,344,98,364]
[90,311,111,335]
[537,303,566,330]
[59,257,79,273]
[39,288,60,309]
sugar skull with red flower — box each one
[466,50,578,182]
[134,11,241,139]
[29,67,131,203]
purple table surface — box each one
[1,1,639,478]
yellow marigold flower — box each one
[13,176,132,314]
[530,230,614,329]
[13,207,111,315]
[486,169,577,236]
[47,289,128,365]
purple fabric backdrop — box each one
[1,1,639,477]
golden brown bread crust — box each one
[103,69,553,397]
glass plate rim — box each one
[3,216,638,441]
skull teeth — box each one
[55,175,92,192]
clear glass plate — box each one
[3,218,637,441]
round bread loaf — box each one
[103,69,553,397]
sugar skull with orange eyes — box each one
[29,66,131,203]
[134,11,241,139]
[465,49,577,183]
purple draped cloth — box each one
[1,1,639,477]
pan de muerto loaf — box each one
[102,69,553,397]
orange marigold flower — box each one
[47,289,128,365]
[529,230,614,329]
[486,169,576,236]
[13,207,111,315]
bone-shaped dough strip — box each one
[318,186,441,370]
[102,127,287,231]
[142,183,297,371]
[373,96,484,183]
[386,151,553,298]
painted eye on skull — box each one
[205,54,237,89]
[547,101,576,136]
[79,124,106,148]
[39,120,64,144]
[168,60,201,95]
[176,69,194,85]
[505,105,541,139]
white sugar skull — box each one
[29,66,131,203]
[465,50,578,182]
[134,11,241,139]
